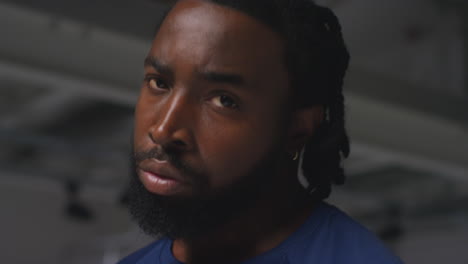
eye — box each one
[211,94,239,109]
[146,77,168,90]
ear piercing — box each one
[292,150,299,161]
[294,147,317,194]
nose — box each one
[148,92,194,152]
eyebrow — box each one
[144,56,172,76]
[144,56,246,87]
[200,70,246,87]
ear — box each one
[286,105,324,153]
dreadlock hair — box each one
[155,0,350,201]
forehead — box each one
[149,0,288,87]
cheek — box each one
[197,114,284,188]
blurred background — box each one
[0,0,467,263]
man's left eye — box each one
[211,95,239,109]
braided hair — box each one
[156,0,350,200]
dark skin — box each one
[133,0,324,263]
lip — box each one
[137,159,190,195]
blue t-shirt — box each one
[118,202,403,264]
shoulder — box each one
[287,203,404,264]
[326,204,403,263]
[117,238,168,264]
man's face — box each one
[130,0,292,238]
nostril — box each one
[148,131,156,143]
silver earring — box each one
[292,150,299,161]
[297,147,317,194]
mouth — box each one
[137,159,191,196]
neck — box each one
[172,167,317,264]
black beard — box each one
[126,148,281,240]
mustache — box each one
[133,146,202,182]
